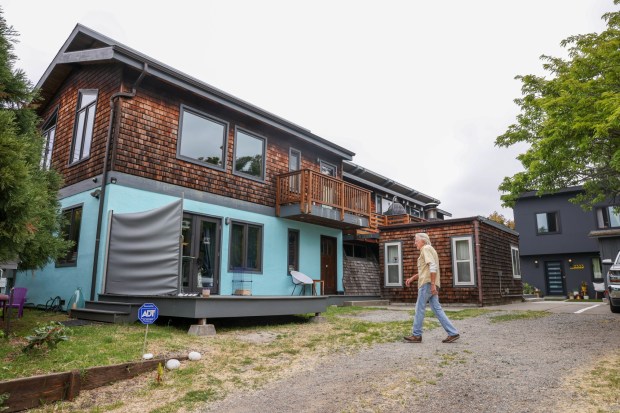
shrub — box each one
[522,282,536,295]
[23,321,71,352]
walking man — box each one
[404,232,460,343]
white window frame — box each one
[384,241,402,287]
[452,236,475,286]
[511,245,521,279]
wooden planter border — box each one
[0,356,188,412]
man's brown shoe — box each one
[403,335,422,343]
[442,334,460,343]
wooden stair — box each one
[69,300,142,324]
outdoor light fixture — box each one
[225,217,231,225]
[90,189,101,199]
[110,177,117,184]
[534,260,539,267]
[568,258,573,263]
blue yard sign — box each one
[138,303,159,325]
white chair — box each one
[593,282,606,299]
[290,271,314,295]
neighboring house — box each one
[16,25,372,307]
[379,217,521,306]
[513,186,620,297]
[340,161,451,296]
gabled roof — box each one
[342,160,451,216]
[36,24,355,159]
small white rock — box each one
[166,358,181,370]
[142,353,153,360]
[188,351,202,361]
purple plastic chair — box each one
[5,287,27,318]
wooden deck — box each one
[276,170,371,229]
[70,294,381,324]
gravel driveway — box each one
[199,307,620,413]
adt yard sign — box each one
[138,303,159,325]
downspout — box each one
[474,219,483,306]
[89,64,149,301]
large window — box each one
[70,90,98,164]
[234,129,265,180]
[536,212,559,234]
[229,221,263,272]
[597,206,620,228]
[287,229,299,272]
[57,205,82,266]
[384,242,402,286]
[178,106,228,169]
[511,245,521,279]
[452,236,475,286]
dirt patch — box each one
[234,331,279,344]
[341,309,412,323]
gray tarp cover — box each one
[105,200,182,295]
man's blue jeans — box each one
[412,283,458,337]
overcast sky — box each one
[3,1,617,219]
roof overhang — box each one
[36,24,355,160]
[342,160,443,208]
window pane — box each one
[72,111,86,162]
[179,110,226,167]
[457,262,471,282]
[592,258,602,280]
[608,207,620,228]
[58,207,82,265]
[387,265,400,284]
[289,150,300,171]
[79,91,97,109]
[387,245,399,263]
[536,213,549,233]
[288,230,299,270]
[246,225,261,270]
[235,131,264,178]
[455,240,470,260]
[381,198,392,214]
[320,162,336,176]
[230,224,244,269]
[512,249,521,276]
[41,127,56,169]
[82,107,95,157]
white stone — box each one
[188,351,202,361]
[142,353,153,360]
[166,359,181,370]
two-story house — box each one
[514,186,620,297]
[15,25,372,311]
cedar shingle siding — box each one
[343,255,381,296]
[379,218,520,306]
[43,66,343,207]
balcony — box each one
[276,170,371,230]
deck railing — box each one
[276,170,371,222]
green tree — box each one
[496,3,620,209]
[0,9,71,269]
[487,211,515,230]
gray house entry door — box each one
[545,261,566,296]
[181,214,221,294]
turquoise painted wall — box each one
[14,190,101,308]
[16,184,343,305]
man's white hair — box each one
[415,232,432,246]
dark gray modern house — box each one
[514,186,620,297]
